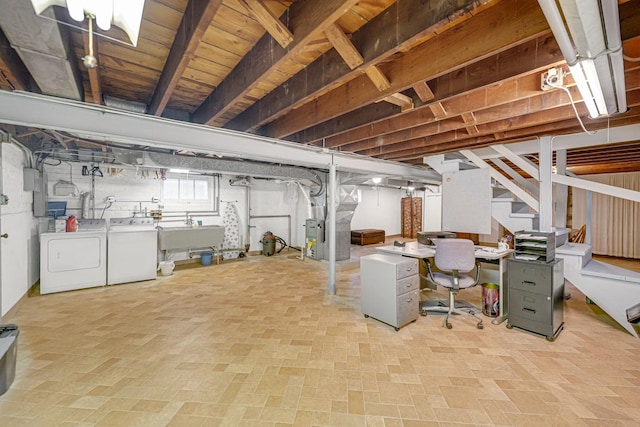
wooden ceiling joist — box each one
[238,0,294,48]
[374,89,640,161]
[261,0,551,138]
[379,92,414,111]
[324,23,363,70]
[429,102,447,119]
[148,0,224,116]
[302,35,565,147]
[191,0,359,126]
[224,0,494,132]
[462,111,479,134]
[365,65,391,91]
[413,82,435,102]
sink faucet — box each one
[185,214,194,226]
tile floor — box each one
[1,239,640,426]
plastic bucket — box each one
[158,261,175,276]
[201,253,213,266]
[481,283,500,317]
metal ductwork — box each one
[121,151,326,186]
[0,2,82,100]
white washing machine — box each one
[108,217,157,285]
[40,219,107,294]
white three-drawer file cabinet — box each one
[360,253,419,330]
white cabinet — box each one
[360,253,419,330]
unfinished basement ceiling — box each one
[1,0,640,174]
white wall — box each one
[351,186,407,235]
[1,144,39,317]
[43,163,315,256]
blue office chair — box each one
[421,238,483,329]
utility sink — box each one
[157,225,225,251]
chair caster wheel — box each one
[477,323,483,329]
[420,310,427,317]
[506,323,513,329]
[445,322,452,329]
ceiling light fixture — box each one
[82,14,97,69]
[372,177,382,184]
[29,0,145,47]
[537,0,626,118]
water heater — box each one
[305,219,324,260]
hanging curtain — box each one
[572,172,640,259]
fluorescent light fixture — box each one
[568,63,599,118]
[580,59,607,116]
[372,177,382,184]
[30,0,145,46]
[169,168,190,174]
[537,0,627,118]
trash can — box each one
[481,283,500,317]
[200,253,213,266]
[0,324,19,396]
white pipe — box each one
[537,0,577,64]
[538,136,553,232]
[296,181,313,219]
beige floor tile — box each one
[2,245,640,425]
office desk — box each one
[376,242,513,324]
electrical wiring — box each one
[544,72,596,136]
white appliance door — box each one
[108,230,157,285]
[48,236,102,272]
[40,233,106,294]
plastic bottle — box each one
[66,215,78,232]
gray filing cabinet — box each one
[360,253,419,330]
[506,258,564,341]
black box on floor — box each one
[0,324,19,396]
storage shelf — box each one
[514,230,555,263]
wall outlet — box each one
[541,68,563,91]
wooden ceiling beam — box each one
[365,65,391,91]
[429,103,447,119]
[324,23,363,70]
[261,0,551,138]
[192,0,359,126]
[376,90,640,161]
[335,69,571,152]
[225,0,495,132]
[298,34,564,146]
[568,162,640,175]
[149,0,224,116]
[461,112,479,135]
[413,82,435,102]
[287,102,401,145]
[379,92,414,111]
[238,0,294,48]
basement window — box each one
[162,174,219,213]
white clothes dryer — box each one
[40,219,107,294]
